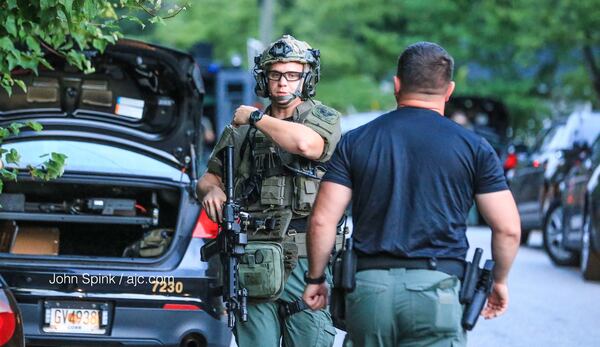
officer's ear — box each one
[444,81,455,102]
[393,76,401,95]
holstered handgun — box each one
[330,226,356,329]
[460,248,495,331]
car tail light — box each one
[503,153,518,170]
[0,293,17,346]
[192,209,219,239]
[162,303,201,311]
[532,160,540,168]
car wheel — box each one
[543,203,579,266]
[581,215,600,281]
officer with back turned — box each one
[303,42,521,347]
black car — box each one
[508,112,600,245]
[0,275,25,347]
[0,39,230,346]
[560,135,600,278]
[582,158,600,280]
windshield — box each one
[4,140,189,182]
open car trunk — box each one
[0,178,181,260]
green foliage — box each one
[0,0,188,193]
[317,75,395,114]
[127,0,258,63]
[29,152,68,181]
[132,0,599,136]
[0,121,68,187]
[0,0,189,95]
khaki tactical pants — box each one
[344,268,466,347]
[234,258,336,347]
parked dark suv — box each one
[508,111,600,246]
[558,135,600,277]
[0,39,230,347]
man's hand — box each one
[232,105,258,127]
[302,283,329,310]
[202,186,226,222]
[481,282,509,319]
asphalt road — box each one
[466,227,600,347]
[232,227,600,346]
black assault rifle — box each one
[201,145,248,328]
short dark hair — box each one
[396,42,454,94]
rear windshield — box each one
[5,140,189,182]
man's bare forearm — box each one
[256,116,324,160]
[307,217,337,278]
[307,182,352,278]
[491,227,520,284]
[475,190,521,284]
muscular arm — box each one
[303,181,352,310]
[475,190,520,284]
[197,172,226,222]
[255,115,325,160]
[475,189,520,318]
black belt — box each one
[357,255,465,280]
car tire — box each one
[581,214,600,281]
[543,202,579,266]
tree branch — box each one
[582,30,600,101]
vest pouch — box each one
[260,176,291,207]
[292,176,319,215]
[246,209,292,241]
[239,241,285,301]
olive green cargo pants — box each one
[234,258,336,347]
[344,268,466,347]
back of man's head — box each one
[396,42,454,95]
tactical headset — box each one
[253,38,321,102]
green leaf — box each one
[0,37,16,51]
[0,84,11,97]
[6,0,17,10]
[0,168,18,181]
[6,148,20,164]
[62,0,73,14]
[8,122,24,136]
[92,39,108,52]
[26,36,42,53]
[14,79,26,93]
[57,9,68,22]
[0,128,10,139]
[26,121,44,132]
[50,152,68,163]
[6,15,17,37]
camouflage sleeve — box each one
[303,104,342,162]
[205,125,248,177]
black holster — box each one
[330,237,356,329]
[459,248,495,331]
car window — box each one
[4,140,189,182]
[536,124,566,152]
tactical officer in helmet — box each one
[197,35,340,346]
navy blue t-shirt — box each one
[324,107,508,260]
